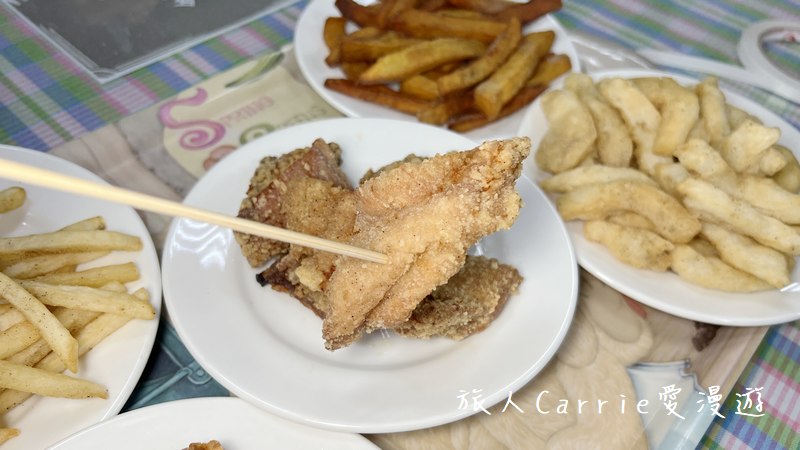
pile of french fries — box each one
[536,73,800,292]
[0,187,155,445]
[322,0,571,132]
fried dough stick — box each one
[322,138,530,350]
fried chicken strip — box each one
[322,138,530,350]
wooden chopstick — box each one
[0,158,388,264]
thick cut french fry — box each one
[678,178,800,254]
[448,84,546,132]
[0,230,141,263]
[701,223,790,288]
[557,180,701,243]
[671,245,771,292]
[335,0,379,27]
[340,33,422,63]
[437,17,522,96]
[1,251,108,279]
[0,273,78,372]
[376,0,418,27]
[540,166,656,193]
[526,54,572,87]
[10,280,155,320]
[31,262,140,288]
[0,359,106,399]
[447,0,516,14]
[0,187,25,214]
[323,17,347,67]
[474,31,553,119]
[534,89,596,173]
[416,92,474,125]
[400,75,440,100]
[584,220,673,271]
[494,0,563,23]
[359,38,486,84]
[340,62,370,80]
[389,9,506,43]
[325,79,430,114]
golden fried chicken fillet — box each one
[322,137,530,350]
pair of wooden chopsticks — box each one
[0,158,388,264]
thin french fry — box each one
[31,263,140,288]
[0,231,141,263]
[0,428,19,445]
[0,273,78,373]
[10,280,155,320]
[0,359,107,399]
[0,187,25,214]
[59,216,106,232]
[1,251,109,279]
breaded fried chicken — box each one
[235,139,349,267]
[394,256,522,340]
[258,176,357,317]
[322,138,530,350]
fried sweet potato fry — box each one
[449,84,546,132]
[417,91,475,125]
[446,0,516,14]
[474,31,554,119]
[323,17,347,67]
[359,38,486,84]
[389,9,506,43]
[376,0,419,28]
[437,17,522,96]
[401,75,440,100]
[526,54,572,86]
[340,33,422,63]
[495,0,563,23]
[335,0,379,27]
[325,79,430,114]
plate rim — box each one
[47,396,378,450]
[517,67,800,327]
[0,144,163,447]
[161,117,579,433]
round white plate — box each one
[48,397,377,450]
[518,68,800,326]
[162,118,577,433]
[294,0,580,143]
[0,145,162,449]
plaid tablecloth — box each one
[0,1,798,449]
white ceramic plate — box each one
[294,0,580,143]
[162,118,578,433]
[518,68,800,326]
[48,397,377,450]
[0,145,162,449]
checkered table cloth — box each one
[0,1,797,448]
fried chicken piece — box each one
[184,440,224,450]
[258,176,357,317]
[322,138,530,350]
[235,139,350,267]
[395,256,522,340]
